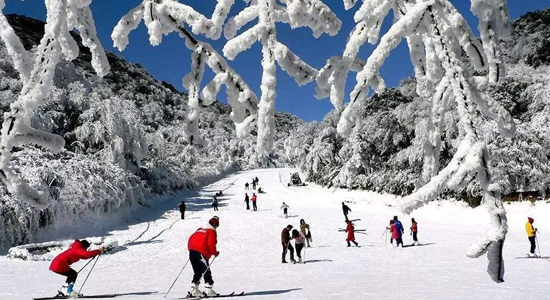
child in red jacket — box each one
[49,239,104,297]
[346,221,359,247]
[188,216,220,297]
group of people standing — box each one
[244,193,258,211]
[387,216,418,247]
[281,219,312,264]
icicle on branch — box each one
[112,0,258,143]
[0,0,110,208]
[223,0,341,157]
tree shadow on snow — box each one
[244,288,302,297]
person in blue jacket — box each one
[393,216,405,247]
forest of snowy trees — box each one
[0,0,548,283]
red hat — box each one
[209,216,220,228]
[528,217,534,224]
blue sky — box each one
[4,0,549,121]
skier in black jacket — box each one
[179,201,186,220]
[244,193,250,210]
[342,202,351,221]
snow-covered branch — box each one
[113,0,258,144]
[0,0,110,208]
[224,0,341,156]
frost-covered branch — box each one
[332,0,514,282]
[113,0,258,144]
[224,0,341,157]
[0,0,110,208]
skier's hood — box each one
[528,217,534,223]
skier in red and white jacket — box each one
[49,239,104,297]
[188,216,220,297]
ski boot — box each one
[290,258,296,264]
[204,284,219,297]
[298,257,303,264]
[57,284,70,296]
[188,283,203,298]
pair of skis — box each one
[185,291,245,299]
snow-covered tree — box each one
[319,0,515,282]
[0,0,109,208]
[112,0,259,146]
[222,0,342,158]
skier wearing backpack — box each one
[393,216,404,247]
[49,239,105,297]
[526,217,538,257]
[281,202,289,217]
[292,229,306,263]
[345,220,359,247]
[410,218,419,245]
[342,202,351,221]
[188,216,220,297]
[281,225,296,263]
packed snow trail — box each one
[1,168,549,299]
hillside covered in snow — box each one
[0,15,302,252]
[285,8,550,200]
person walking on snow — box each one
[188,216,220,297]
[252,193,258,211]
[342,202,351,221]
[393,216,404,247]
[388,220,395,245]
[526,217,538,257]
[179,201,186,220]
[244,193,250,210]
[281,225,296,263]
[245,182,249,190]
[345,220,359,247]
[410,218,419,245]
[212,196,219,211]
[49,239,105,297]
[292,229,306,263]
[300,219,312,247]
[281,202,289,217]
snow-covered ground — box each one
[1,168,549,300]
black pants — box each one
[213,205,218,211]
[253,202,257,211]
[190,250,214,285]
[54,269,78,284]
[396,237,403,247]
[529,236,536,254]
[283,208,288,215]
[181,212,185,220]
[412,232,418,242]
[295,243,304,258]
[282,243,294,261]
[344,213,348,221]
[245,201,250,210]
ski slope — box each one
[1,168,549,300]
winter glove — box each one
[214,251,220,257]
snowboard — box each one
[34,293,118,300]
[184,291,245,299]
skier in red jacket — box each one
[345,221,359,247]
[49,239,104,297]
[188,216,220,297]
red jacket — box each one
[346,222,355,241]
[251,195,257,202]
[49,240,101,273]
[188,225,218,259]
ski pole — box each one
[77,257,96,273]
[78,255,100,294]
[379,229,387,239]
[200,256,217,280]
[536,236,542,257]
[164,258,190,298]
